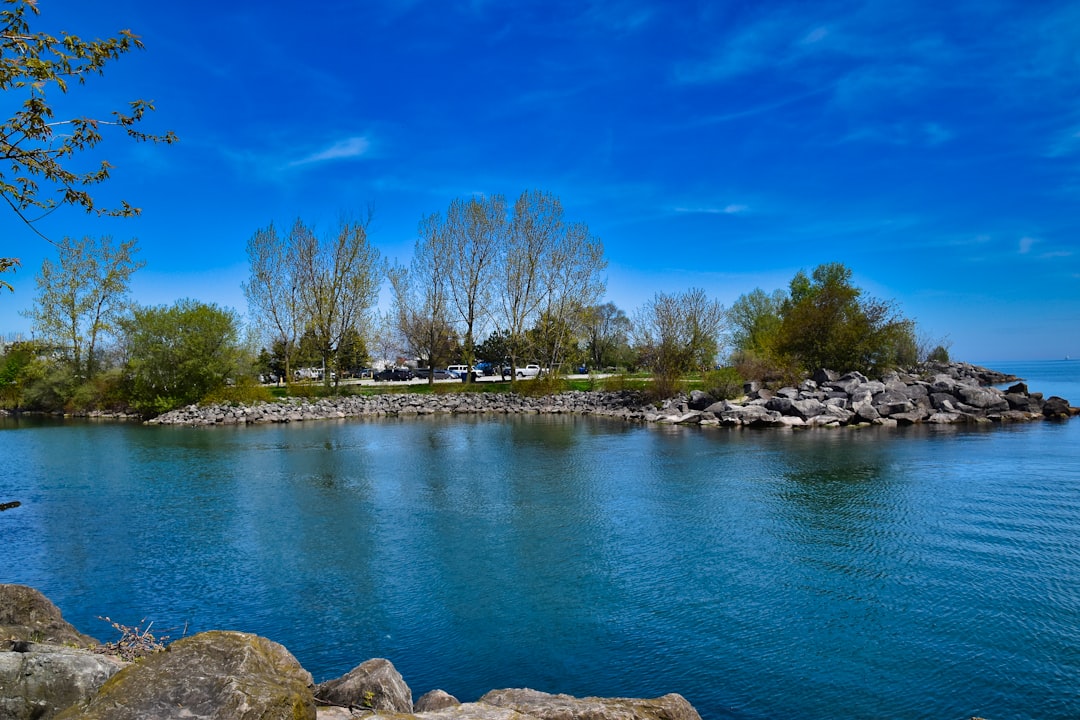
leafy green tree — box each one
[476,328,511,367]
[0,340,37,408]
[122,299,243,415]
[335,327,370,377]
[25,235,142,378]
[727,288,786,360]
[775,262,917,375]
[1,0,175,279]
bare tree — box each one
[388,214,457,384]
[633,288,726,376]
[492,190,606,379]
[25,236,143,378]
[243,220,310,386]
[584,302,632,370]
[295,218,381,386]
[445,195,505,382]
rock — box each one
[414,689,461,712]
[56,631,315,720]
[957,386,1008,411]
[790,398,825,420]
[686,390,713,411]
[315,658,412,713]
[764,396,793,414]
[811,368,838,384]
[0,643,124,720]
[0,584,99,648]
[1043,396,1075,418]
[872,391,913,417]
[480,688,703,720]
[1006,381,1029,395]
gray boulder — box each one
[315,657,412,713]
[790,398,825,420]
[56,631,315,720]
[0,584,99,648]
[686,390,713,411]
[957,386,1008,411]
[480,688,703,720]
[414,689,461,712]
[0,643,124,720]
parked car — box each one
[446,364,471,377]
[374,367,415,381]
[475,361,495,376]
[515,364,544,378]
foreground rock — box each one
[315,657,412,712]
[0,585,99,649]
[0,643,124,720]
[480,688,703,720]
[55,631,315,720]
[147,362,1076,430]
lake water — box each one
[2,361,1079,719]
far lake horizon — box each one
[2,360,1079,720]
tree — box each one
[727,288,786,360]
[294,218,381,386]
[494,190,605,380]
[1,0,176,278]
[388,213,456,384]
[25,235,143,378]
[243,220,309,387]
[0,257,17,292]
[633,288,726,376]
[444,195,504,382]
[583,302,632,371]
[775,262,916,375]
[122,299,243,415]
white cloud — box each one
[674,204,749,215]
[289,136,372,167]
[1018,236,1037,254]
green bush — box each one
[701,367,745,400]
[202,377,274,405]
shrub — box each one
[202,376,274,405]
[702,366,744,400]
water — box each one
[2,361,1079,719]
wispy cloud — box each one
[1019,236,1037,254]
[674,204,749,215]
[289,136,372,167]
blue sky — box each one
[2,0,1078,361]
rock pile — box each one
[146,363,1077,429]
[1,584,703,720]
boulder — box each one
[414,689,461,712]
[315,658,412,713]
[872,391,913,416]
[480,688,703,720]
[764,396,793,414]
[1043,396,1075,418]
[686,390,713,411]
[811,368,839,384]
[0,643,124,720]
[0,584,99,648]
[56,631,315,720]
[790,398,825,420]
[957,385,1008,411]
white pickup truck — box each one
[515,364,544,378]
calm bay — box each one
[2,360,1078,719]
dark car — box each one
[374,367,415,381]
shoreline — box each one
[144,362,1077,429]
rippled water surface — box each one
[2,361,1079,719]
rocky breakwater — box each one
[145,389,654,426]
[1,584,702,720]
[146,363,1077,430]
[662,362,1078,428]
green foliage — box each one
[202,376,274,406]
[0,257,17,292]
[25,235,143,378]
[728,263,919,379]
[512,374,567,397]
[927,344,951,363]
[0,0,176,228]
[700,366,745,400]
[0,341,38,408]
[123,299,244,416]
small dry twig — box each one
[93,616,169,660]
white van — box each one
[446,365,471,377]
